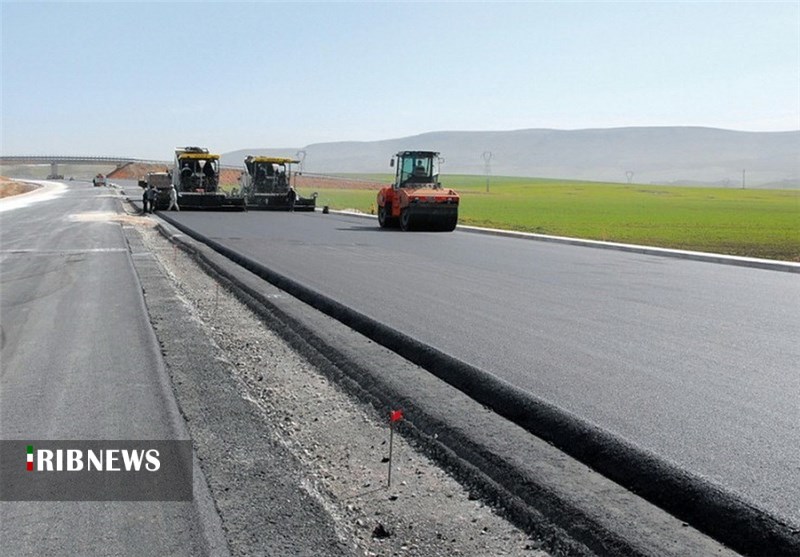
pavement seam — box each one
[120,216,354,556]
[149,213,755,557]
[120,222,231,557]
[155,210,800,556]
[149,221,593,556]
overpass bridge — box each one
[0,156,169,178]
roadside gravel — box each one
[135,219,549,557]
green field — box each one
[308,175,800,261]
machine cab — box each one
[244,156,295,194]
[174,147,220,193]
[391,151,441,188]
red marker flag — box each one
[387,409,403,487]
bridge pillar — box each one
[49,161,59,178]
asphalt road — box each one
[0,184,179,439]
[162,208,800,531]
[0,182,223,555]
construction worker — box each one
[141,186,149,214]
[202,161,216,191]
[202,160,215,179]
[147,185,157,213]
[167,185,180,211]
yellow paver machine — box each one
[240,156,316,211]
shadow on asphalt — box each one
[335,226,392,232]
[336,225,451,233]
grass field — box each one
[309,175,799,261]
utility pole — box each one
[296,150,307,173]
[742,168,746,189]
[482,151,493,193]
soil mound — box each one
[108,162,170,180]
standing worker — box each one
[167,185,180,211]
[141,185,149,214]
[147,185,157,213]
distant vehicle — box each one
[377,151,459,231]
[92,174,107,187]
[172,147,245,211]
[239,156,316,211]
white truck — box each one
[138,172,172,209]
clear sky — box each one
[2,1,798,160]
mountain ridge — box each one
[221,127,800,187]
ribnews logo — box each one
[25,444,161,472]
[2,440,192,501]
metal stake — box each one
[387,422,395,488]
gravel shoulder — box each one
[125,212,548,556]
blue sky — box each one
[2,1,798,159]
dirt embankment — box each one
[220,168,243,185]
[295,174,385,191]
[107,163,171,181]
[109,163,243,187]
[0,176,38,198]
[108,163,385,191]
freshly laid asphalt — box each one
[160,208,800,532]
[8,179,795,553]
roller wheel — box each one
[378,205,390,228]
[442,215,458,232]
[400,208,413,231]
